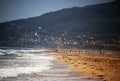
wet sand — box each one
[52,50,120,81]
[0,54,102,81]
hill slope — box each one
[0,0,120,47]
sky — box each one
[0,0,114,23]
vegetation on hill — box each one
[0,0,120,48]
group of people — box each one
[56,48,106,56]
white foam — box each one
[0,52,4,55]
[0,49,54,78]
[0,49,48,56]
[0,57,54,78]
[0,64,52,77]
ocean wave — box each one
[0,60,53,78]
[0,48,54,78]
[0,49,42,56]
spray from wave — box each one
[0,48,54,78]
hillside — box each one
[0,0,120,48]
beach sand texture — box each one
[52,50,120,81]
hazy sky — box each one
[0,0,114,23]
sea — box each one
[0,47,54,79]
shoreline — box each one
[52,49,120,81]
[0,53,102,81]
[0,48,119,81]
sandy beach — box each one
[0,48,119,81]
[0,59,102,81]
[52,49,120,81]
[0,49,103,81]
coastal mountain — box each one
[0,0,120,47]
